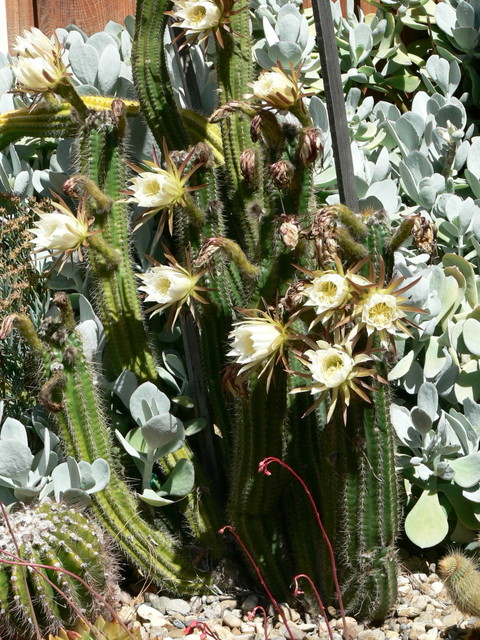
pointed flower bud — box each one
[297,128,323,165]
[240,149,257,185]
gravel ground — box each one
[115,552,474,640]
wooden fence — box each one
[5,0,374,51]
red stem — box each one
[294,574,335,640]
[219,525,295,640]
[258,457,350,640]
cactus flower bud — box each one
[297,128,323,165]
[240,149,257,185]
[268,160,294,189]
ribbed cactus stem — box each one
[132,0,190,150]
[40,323,207,591]
[77,114,157,382]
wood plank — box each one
[36,0,136,37]
[6,0,35,52]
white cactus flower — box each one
[362,292,403,335]
[13,27,59,59]
[13,57,62,92]
[172,0,222,33]
[304,273,350,316]
[138,264,201,317]
[249,68,301,110]
[29,209,89,255]
[228,318,286,376]
[128,172,185,210]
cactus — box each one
[0,501,118,639]
[0,4,432,623]
[438,552,480,617]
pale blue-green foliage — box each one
[114,378,198,507]
[250,0,303,31]
[391,384,480,548]
[252,4,318,75]
[0,402,109,509]
[436,0,480,52]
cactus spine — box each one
[0,501,118,639]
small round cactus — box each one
[0,500,118,639]
[438,551,480,617]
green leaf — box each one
[404,489,449,548]
[158,459,195,497]
[450,453,480,488]
[443,254,478,307]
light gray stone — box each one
[165,598,191,616]
[278,622,306,640]
[408,622,426,640]
[223,611,243,629]
[137,604,169,627]
[357,629,386,640]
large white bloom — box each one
[228,319,285,375]
[12,28,68,92]
[128,171,185,210]
[29,210,89,254]
[304,273,350,316]
[249,69,300,109]
[13,57,62,92]
[305,345,355,390]
[138,265,200,316]
[173,0,222,32]
[362,292,402,334]
[14,27,58,59]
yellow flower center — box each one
[189,5,207,24]
[323,353,345,374]
[368,302,394,326]
[317,281,339,304]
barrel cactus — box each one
[0,501,118,639]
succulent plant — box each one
[0,500,119,639]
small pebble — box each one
[220,600,239,611]
[242,595,260,612]
[137,604,169,627]
[279,622,306,640]
[223,611,243,629]
[430,582,444,595]
[357,630,386,640]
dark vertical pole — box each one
[310,0,359,212]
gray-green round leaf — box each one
[0,439,33,477]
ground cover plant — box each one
[3,0,480,636]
